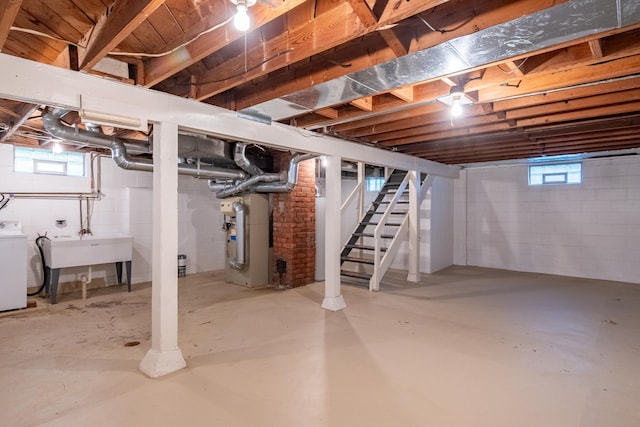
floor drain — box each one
[124,341,140,347]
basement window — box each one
[366,177,385,192]
[14,147,85,177]
[528,162,582,186]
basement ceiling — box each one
[1,0,640,165]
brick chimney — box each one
[271,154,316,287]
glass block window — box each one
[14,146,85,177]
[366,177,385,192]
[529,162,581,186]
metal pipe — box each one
[254,153,317,193]
[43,109,246,180]
[234,142,264,175]
[229,201,245,269]
[215,172,283,199]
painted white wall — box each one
[0,144,225,289]
[454,156,640,284]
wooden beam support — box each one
[379,28,408,57]
[315,107,339,119]
[588,39,604,59]
[144,0,306,87]
[194,0,452,101]
[80,0,167,70]
[347,0,378,28]
[351,96,373,112]
[390,86,415,103]
[0,102,38,142]
[0,0,22,50]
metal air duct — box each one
[254,153,317,193]
[240,0,640,125]
[43,109,246,180]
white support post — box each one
[322,155,346,311]
[139,121,186,378]
[407,170,420,282]
[355,162,365,274]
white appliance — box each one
[0,220,27,311]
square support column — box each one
[321,155,346,311]
[139,121,186,378]
[407,170,420,282]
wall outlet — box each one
[56,219,67,227]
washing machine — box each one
[0,220,27,311]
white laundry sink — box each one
[43,235,133,268]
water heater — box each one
[220,194,269,287]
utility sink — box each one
[42,235,133,304]
[43,235,133,268]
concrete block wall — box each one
[0,144,225,290]
[272,155,316,287]
[454,156,640,284]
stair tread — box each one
[353,232,395,238]
[345,244,387,252]
[367,222,403,226]
[341,256,375,265]
[340,270,372,280]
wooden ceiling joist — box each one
[0,0,22,49]
[80,0,167,70]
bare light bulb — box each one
[52,141,63,154]
[451,96,463,117]
[234,5,250,31]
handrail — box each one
[371,172,409,290]
[341,180,364,212]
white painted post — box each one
[139,121,186,378]
[407,170,420,282]
[355,161,365,274]
[322,155,346,311]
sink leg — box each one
[126,261,132,292]
[116,262,123,284]
[50,269,60,304]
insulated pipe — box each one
[229,201,245,269]
[43,109,246,180]
[215,172,283,199]
[254,153,317,193]
[234,142,264,176]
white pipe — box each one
[229,201,246,269]
[80,266,92,301]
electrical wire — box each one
[177,48,294,86]
[10,16,234,60]
[108,16,234,58]
[497,57,530,74]
[27,234,50,297]
[10,26,86,48]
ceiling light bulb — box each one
[234,5,250,31]
[451,96,463,117]
[52,141,63,154]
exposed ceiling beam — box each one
[222,0,569,111]
[0,0,22,50]
[143,0,306,87]
[0,102,38,142]
[194,0,452,101]
[347,0,378,27]
[80,0,167,71]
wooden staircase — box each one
[340,169,411,289]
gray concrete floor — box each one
[1,266,639,427]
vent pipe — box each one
[234,142,264,175]
[43,109,246,180]
[214,172,283,199]
[254,153,317,193]
[229,201,245,269]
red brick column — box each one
[272,154,316,287]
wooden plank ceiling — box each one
[1,0,640,165]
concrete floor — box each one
[1,266,639,427]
